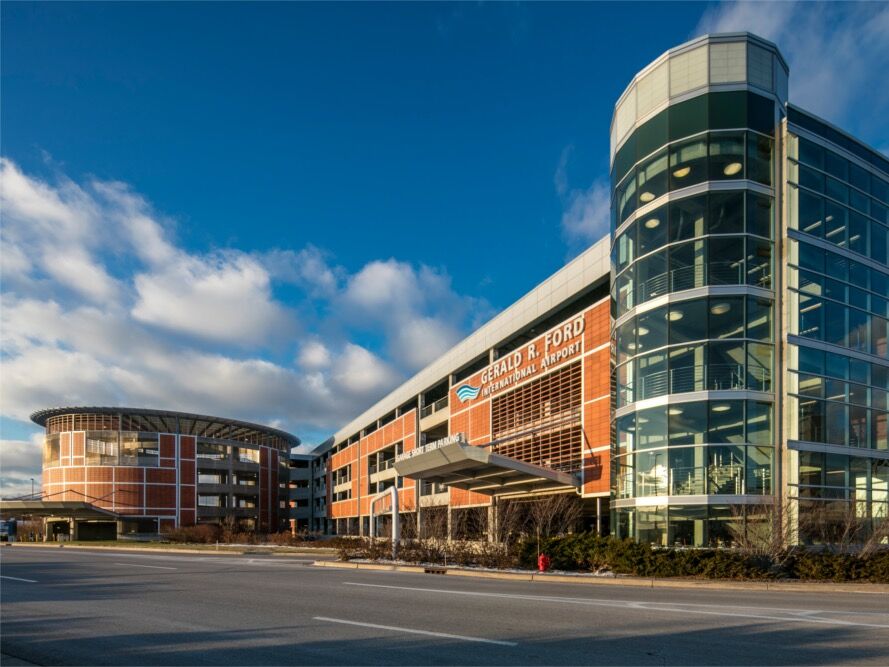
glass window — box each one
[636,251,668,302]
[799,397,825,443]
[637,150,668,205]
[669,194,707,242]
[616,413,636,456]
[797,346,825,375]
[798,137,824,169]
[44,434,61,467]
[616,227,635,272]
[708,446,743,494]
[669,299,707,344]
[849,404,868,448]
[670,449,706,497]
[668,240,705,292]
[669,95,708,141]
[826,402,848,446]
[708,236,744,285]
[824,201,848,247]
[637,407,667,450]
[638,351,668,400]
[617,174,637,223]
[120,432,159,467]
[824,302,848,348]
[747,193,772,239]
[871,222,887,264]
[708,191,744,234]
[825,453,848,487]
[616,319,636,363]
[637,306,668,352]
[669,136,708,189]
[798,294,824,340]
[826,177,849,205]
[848,212,869,256]
[616,268,635,313]
[708,342,745,391]
[636,109,668,159]
[637,207,668,255]
[747,401,773,446]
[746,238,772,288]
[747,132,773,185]
[797,189,824,237]
[669,344,705,393]
[85,431,119,466]
[826,352,849,380]
[708,296,744,339]
[849,162,870,192]
[708,401,744,443]
[824,151,848,182]
[798,373,824,398]
[872,174,889,205]
[746,296,773,342]
[799,451,824,486]
[747,342,774,392]
[797,240,824,272]
[746,446,772,494]
[709,132,745,181]
[668,402,706,446]
[850,189,870,215]
[799,165,824,193]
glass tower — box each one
[609,33,889,548]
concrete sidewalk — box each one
[315,559,889,594]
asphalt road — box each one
[2,545,888,666]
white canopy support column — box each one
[368,485,399,560]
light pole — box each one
[30,478,34,497]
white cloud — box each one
[341,259,486,371]
[0,435,43,499]
[555,146,611,251]
[131,252,293,345]
[696,1,889,145]
[0,158,488,494]
[298,340,332,370]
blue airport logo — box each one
[455,384,481,403]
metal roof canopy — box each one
[394,441,579,496]
[0,500,119,520]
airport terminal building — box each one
[18,33,889,547]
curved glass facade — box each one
[610,37,781,547]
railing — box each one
[636,261,749,303]
[631,463,749,497]
[420,396,449,419]
[621,363,771,404]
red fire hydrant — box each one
[538,553,551,572]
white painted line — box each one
[113,562,177,570]
[313,616,517,646]
[343,582,889,630]
[1,575,38,583]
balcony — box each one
[619,363,771,405]
[420,396,450,431]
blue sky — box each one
[2,2,888,495]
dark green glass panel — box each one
[669,95,708,141]
[708,91,747,129]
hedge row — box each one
[518,534,889,583]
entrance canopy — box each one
[394,437,579,496]
[0,500,119,520]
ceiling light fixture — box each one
[712,404,731,413]
[723,162,743,176]
[639,191,655,203]
[668,310,684,321]
[667,407,684,416]
[710,303,731,315]
[637,326,650,335]
[644,218,660,229]
[673,166,691,178]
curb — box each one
[6,543,337,557]
[313,560,889,594]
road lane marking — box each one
[112,562,177,570]
[343,582,889,630]
[1,575,38,583]
[313,616,517,646]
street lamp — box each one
[30,478,34,497]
